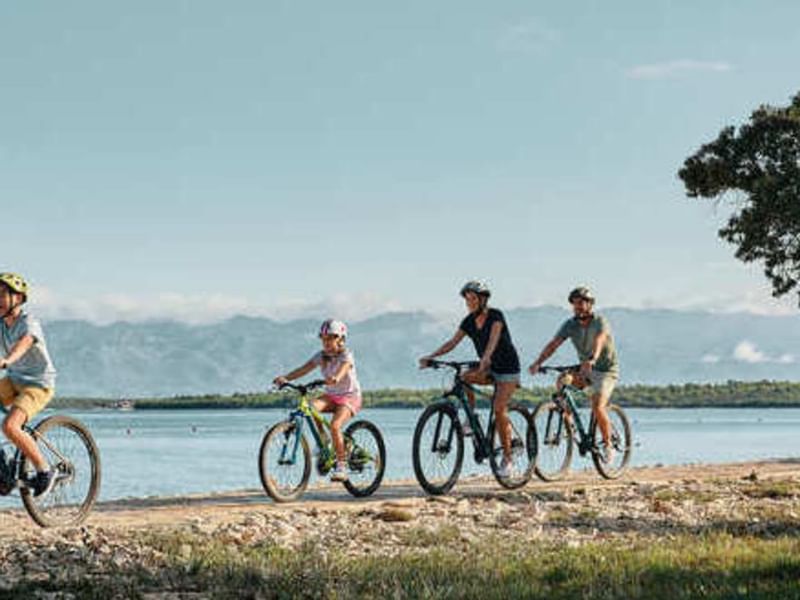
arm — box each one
[478,321,504,372]
[327,360,352,385]
[527,336,565,375]
[580,330,609,377]
[0,333,35,369]
[273,358,317,386]
[419,329,466,367]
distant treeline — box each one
[50,380,800,410]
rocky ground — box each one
[2,460,800,597]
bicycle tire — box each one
[258,420,312,502]
[488,402,536,489]
[532,400,574,482]
[591,404,632,479]
[20,415,101,528]
[412,402,464,495]
[342,420,386,498]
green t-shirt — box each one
[556,314,619,373]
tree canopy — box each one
[678,92,800,303]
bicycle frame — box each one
[553,385,597,456]
[279,394,331,467]
[432,363,498,463]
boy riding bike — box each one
[0,272,58,497]
[528,286,619,463]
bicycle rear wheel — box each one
[258,420,311,502]
[488,403,536,489]
[591,404,632,479]
[412,402,463,495]
[532,400,574,482]
[20,415,101,528]
[342,420,386,498]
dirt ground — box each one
[3,458,799,537]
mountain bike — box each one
[0,405,101,527]
[258,380,386,502]
[532,365,631,480]
[412,360,536,495]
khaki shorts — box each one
[586,370,618,403]
[0,377,54,421]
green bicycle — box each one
[258,380,386,502]
[0,405,101,527]
[533,365,632,480]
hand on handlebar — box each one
[418,356,433,369]
[528,361,542,376]
[272,375,288,387]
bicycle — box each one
[258,380,386,502]
[0,405,101,527]
[412,359,536,495]
[532,365,631,480]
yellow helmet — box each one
[0,272,29,298]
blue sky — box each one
[1,1,799,323]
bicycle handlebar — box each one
[538,364,581,374]
[276,379,326,395]
[421,359,480,372]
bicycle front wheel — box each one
[342,420,386,498]
[21,416,101,528]
[258,420,311,502]
[532,400,574,482]
[489,403,536,489]
[591,404,632,480]
[412,402,464,495]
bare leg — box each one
[591,392,612,446]
[329,406,352,464]
[2,408,48,471]
[493,382,517,461]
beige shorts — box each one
[0,377,54,421]
[586,370,618,403]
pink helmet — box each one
[319,318,347,339]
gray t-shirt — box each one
[311,349,361,397]
[0,312,57,389]
[556,314,619,374]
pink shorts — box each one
[323,393,362,416]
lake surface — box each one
[2,407,800,505]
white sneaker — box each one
[330,462,348,482]
[603,445,616,465]
[496,457,513,479]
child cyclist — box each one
[273,319,362,482]
[0,272,58,497]
[418,280,522,478]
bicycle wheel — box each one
[591,404,632,479]
[258,420,311,502]
[412,402,464,495]
[488,403,536,489]
[532,400,574,482]
[20,416,101,528]
[342,420,386,498]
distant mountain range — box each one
[40,307,800,397]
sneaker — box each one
[31,470,57,498]
[461,418,473,437]
[496,457,513,479]
[330,462,349,482]
[603,445,616,465]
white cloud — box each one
[733,341,766,363]
[497,19,560,54]
[701,354,720,364]
[626,60,733,80]
[777,353,796,364]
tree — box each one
[678,92,800,303]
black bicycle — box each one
[532,365,631,480]
[412,360,536,495]
[0,406,101,527]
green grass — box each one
[6,532,800,598]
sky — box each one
[1,1,799,323]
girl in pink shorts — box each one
[273,319,362,482]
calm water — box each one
[2,407,799,505]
